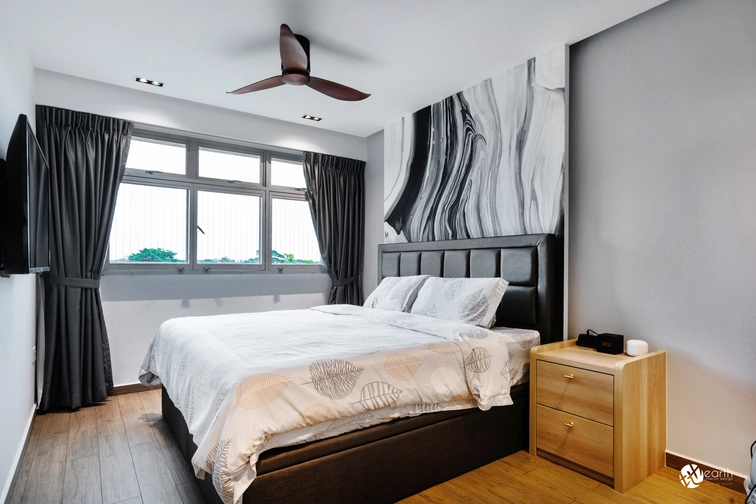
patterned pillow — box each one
[410,277,508,328]
[363,275,430,312]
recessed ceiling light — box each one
[135,76,164,87]
[302,114,322,122]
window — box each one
[126,137,186,175]
[271,197,320,264]
[110,184,189,263]
[199,147,261,184]
[271,158,307,188]
[107,131,321,273]
[197,190,261,264]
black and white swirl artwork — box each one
[384,46,566,243]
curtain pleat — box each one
[36,105,133,411]
[303,152,365,305]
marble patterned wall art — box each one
[384,45,566,243]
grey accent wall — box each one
[570,0,756,475]
[364,130,385,299]
[0,16,37,501]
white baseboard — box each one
[1,405,36,504]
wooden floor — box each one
[399,452,743,504]
[9,390,743,504]
[9,389,204,504]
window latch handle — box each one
[197,225,205,235]
[203,267,211,273]
[177,267,185,274]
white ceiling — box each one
[10,0,666,138]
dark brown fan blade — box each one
[306,77,370,101]
[227,75,285,95]
[280,24,308,72]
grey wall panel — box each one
[443,250,470,278]
[381,253,400,278]
[569,0,756,474]
[399,252,421,276]
[497,286,537,328]
[470,249,500,278]
[420,251,444,277]
[500,248,537,285]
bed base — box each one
[162,384,529,504]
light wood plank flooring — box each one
[9,390,743,504]
[400,451,743,504]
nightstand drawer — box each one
[536,405,614,477]
[536,361,614,425]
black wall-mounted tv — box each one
[0,114,50,275]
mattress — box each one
[489,327,540,386]
[139,305,516,504]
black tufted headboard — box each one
[377,234,560,344]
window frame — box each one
[106,178,193,273]
[194,184,267,273]
[105,128,322,275]
[269,190,321,269]
[269,153,309,190]
[125,135,190,177]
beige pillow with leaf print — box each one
[410,277,508,328]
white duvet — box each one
[139,305,514,504]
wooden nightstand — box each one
[529,340,666,492]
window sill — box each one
[103,265,326,276]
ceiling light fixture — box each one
[302,114,322,122]
[135,76,164,87]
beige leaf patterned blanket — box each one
[139,305,513,504]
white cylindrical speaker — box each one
[626,339,649,356]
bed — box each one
[159,233,560,504]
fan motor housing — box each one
[282,71,311,85]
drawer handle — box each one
[564,422,574,428]
[564,373,574,379]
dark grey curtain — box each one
[303,152,365,305]
[36,106,133,411]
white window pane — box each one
[110,184,187,262]
[198,191,261,264]
[271,158,306,188]
[126,138,186,175]
[272,198,321,264]
[199,148,261,183]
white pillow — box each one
[410,277,508,328]
[363,275,430,312]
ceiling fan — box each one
[228,24,370,101]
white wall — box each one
[0,18,38,502]
[34,70,367,162]
[569,0,756,476]
[101,274,330,386]
[32,69,368,387]
[363,130,384,298]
